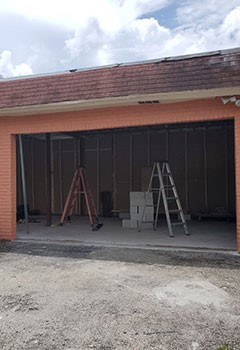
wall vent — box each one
[138,100,160,104]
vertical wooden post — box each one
[59,140,63,213]
[203,128,208,211]
[185,131,189,211]
[166,129,169,161]
[112,135,116,210]
[129,133,133,191]
[96,135,100,214]
[234,118,240,253]
[147,132,151,167]
[31,139,35,210]
[19,135,29,234]
[46,133,52,226]
[225,126,229,210]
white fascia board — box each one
[0,87,240,117]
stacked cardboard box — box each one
[122,192,154,229]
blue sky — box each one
[0,0,239,77]
[141,3,178,29]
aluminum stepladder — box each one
[139,161,189,237]
[59,167,103,231]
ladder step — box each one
[151,186,175,191]
[166,196,178,200]
[153,173,171,178]
[168,209,182,213]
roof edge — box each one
[1,47,240,83]
[1,86,240,117]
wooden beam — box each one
[46,133,52,226]
[19,135,29,234]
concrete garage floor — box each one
[17,217,237,251]
[0,242,240,350]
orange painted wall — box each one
[0,98,240,250]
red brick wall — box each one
[0,132,16,240]
[0,98,240,250]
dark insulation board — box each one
[17,122,235,216]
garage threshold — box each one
[16,217,237,252]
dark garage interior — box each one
[16,119,236,250]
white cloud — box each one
[65,2,240,68]
[65,17,171,67]
[0,50,32,77]
[176,0,240,28]
[222,6,240,39]
[0,0,168,31]
[0,0,240,76]
[173,5,240,54]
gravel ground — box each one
[0,241,240,350]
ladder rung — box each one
[166,196,178,200]
[171,222,185,226]
[151,187,171,191]
[168,209,182,213]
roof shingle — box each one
[0,49,240,109]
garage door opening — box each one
[16,119,236,250]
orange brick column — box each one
[234,117,240,252]
[0,132,16,240]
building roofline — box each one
[1,87,240,117]
[1,47,240,83]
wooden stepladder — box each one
[59,167,102,231]
[139,161,189,237]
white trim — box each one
[0,87,240,117]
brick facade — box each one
[0,98,240,250]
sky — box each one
[0,0,240,77]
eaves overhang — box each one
[0,86,240,117]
